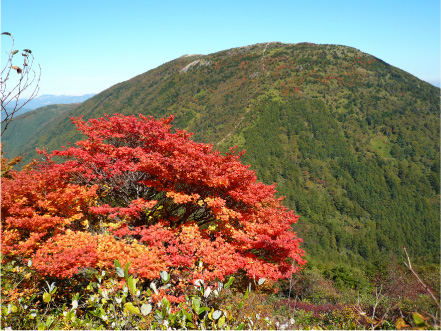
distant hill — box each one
[1,94,95,120]
[3,42,439,268]
[18,93,96,110]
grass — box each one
[369,136,392,158]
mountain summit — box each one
[3,42,439,266]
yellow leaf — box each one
[395,317,410,330]
[124,302,140,315]
[43,292,51,303]
[412,312,428,326]
[218,315,226,327]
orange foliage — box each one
[1,114,306,282]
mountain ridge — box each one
[21,93,96,109]
[1,93,95,122]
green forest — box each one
[239,98,439,266]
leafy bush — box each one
[1,114,306,286]
[1,257,274,330]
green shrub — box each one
[1,258,274,330]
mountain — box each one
[18,93,96,110]
[1,94,95,120]
[1,103,78,160]
[3,42,439,269]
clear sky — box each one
[1,0,440,97]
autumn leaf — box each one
[395,317,410,330]
[124,302,140,315]
[43,292,51,303]
[11,66,22,74]
[412,312,428,327]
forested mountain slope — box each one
[4,42,439,268]
[1,104,78,160]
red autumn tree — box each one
[1,113,306,282]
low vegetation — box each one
[1,254,439,329]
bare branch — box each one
[403,246,441,314]
[1,32,41,136]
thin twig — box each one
[1,32,41,136]
[403,246,440,313]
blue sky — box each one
[1,0,440,96]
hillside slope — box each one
[1,103,78,160]
[4,42,439,267]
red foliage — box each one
[1,162,97,258]
[1,114,306,282]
